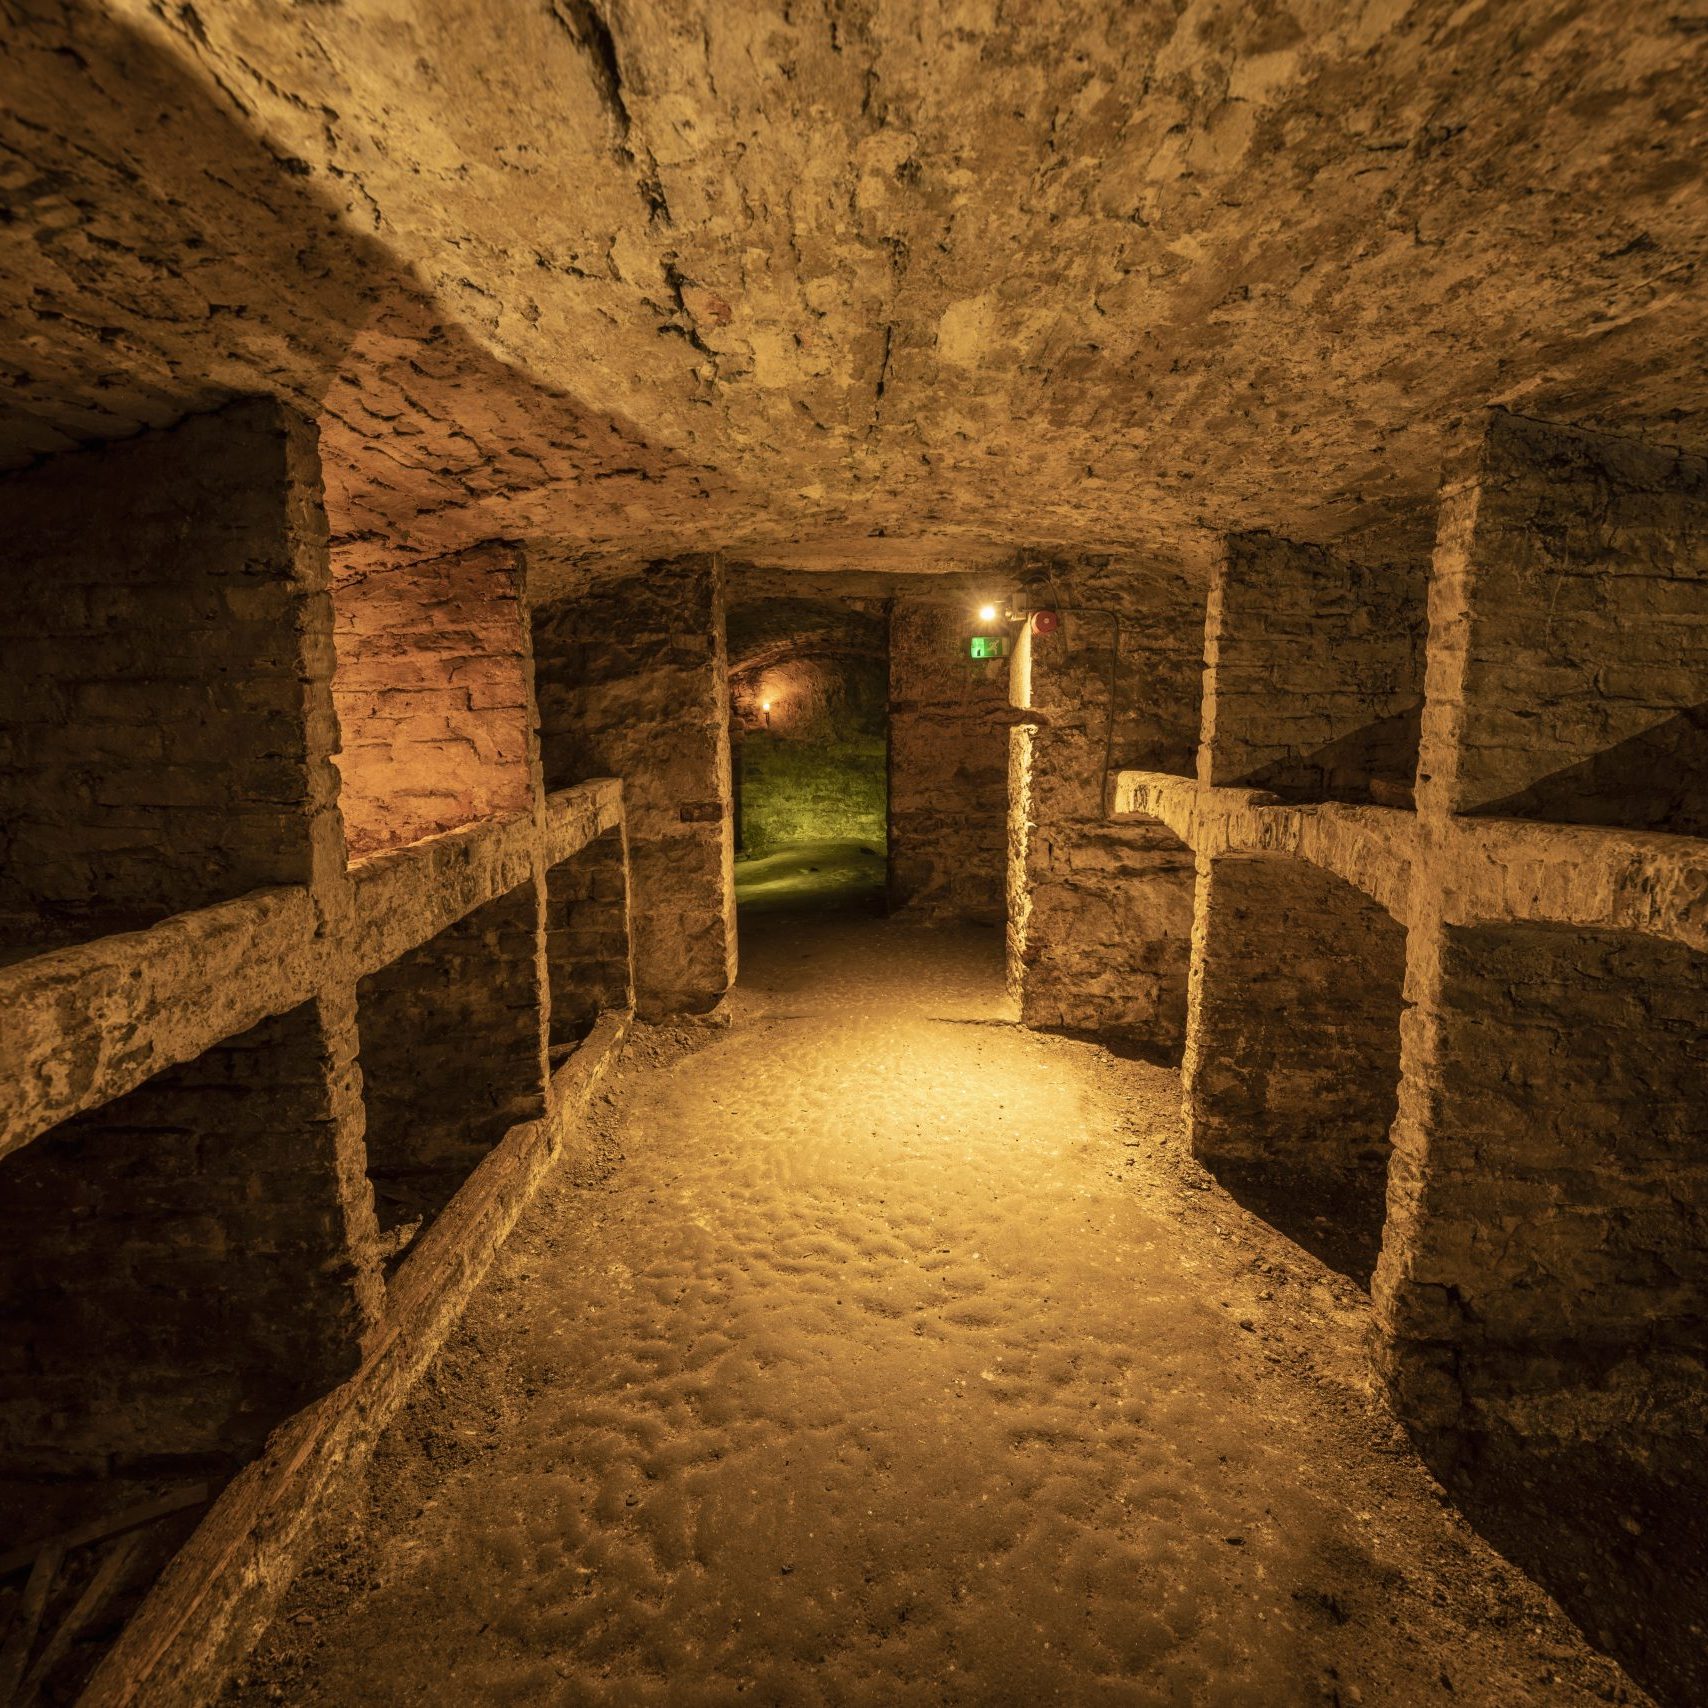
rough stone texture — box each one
[0,401,636,1707]
[1007,556,1202,1050]
[534,555,735,1017]
[1421,411,1708,833]
[545,825,636,1052]
[0,398,334,948]
[0,1000,372,1480]
[355,883,549,1248]
[736,726,888,855]
[1201,533,1426,804]
[887,598,1009,924]
[332,545,534,859]
[2,6,1707,581]
[1182,851,1407,1281]
[1376,922,1708,1451]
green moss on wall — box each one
[737,732,887,854]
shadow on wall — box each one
[0,4,719,580]
[1238,701,1424,808]
[1471,700,1708,837]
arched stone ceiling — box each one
[1,0,1703,586]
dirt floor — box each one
[734,841,886,915]
[227,915,1649,1708]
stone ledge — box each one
[0,888,320,1161]
[1113,769,1708,948]
[75,1010,631,1708]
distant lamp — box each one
[977,602,998,624]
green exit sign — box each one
[969,634,1010,660]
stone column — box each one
[532,554,735,1016]
[1006,556,1201,1053]
[1377,410,1708,1462]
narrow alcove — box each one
[545,825,634,1063]
[355,883,546,1260]
[1183,850,1408,1286]
[0,999,372,1662]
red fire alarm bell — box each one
[1031,609,1060,637]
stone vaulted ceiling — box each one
[1,0,1704,590]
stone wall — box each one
[355,881,548,1250]
[736,732,887,854]
[0,1000,370,1477]
[331,545,534,859]
[1421,410,1708,833]
[534,555,736,1015]
[887,598,1009,925]
[1006,556,1202,1052]
[1183,851,1407,1281]
[0,398,336,948]
[1201,533,1426,804]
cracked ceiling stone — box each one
[0,0,1703,592]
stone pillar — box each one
[1375,921,1708,1456]
[886,598,1009,924]
[1418,410,1707,833]
[330,543,536,859]
[532,555,735,1016]
[1181,851,1408,1282]
[1200,532,1426,804]
[1378,410,1708,1463]
[0,400,381,1492]
[1007,557,1201,1052]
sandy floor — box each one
[229,917,1646,1708]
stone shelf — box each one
[1113,770,1706,952]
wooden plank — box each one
[19,1534,144,1703]
[0,1542,63,1700]
[0,1487,209,1578]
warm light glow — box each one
[977,603,998,624]
[761,700,772,712]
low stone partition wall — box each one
[0,780,631,1708]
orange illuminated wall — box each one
[331,543,533,859]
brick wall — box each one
[533,555,735,1015]
[1421,410,1708,833]
[332,543,534,859]
[1201,532,1426,804]
[0,397,335,947]
[887,598,1009,925]
[355,882,547,1248]
[1007,556,1202,1052]
[0,1000,373,1477]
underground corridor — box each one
[2,6,1706,1707]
